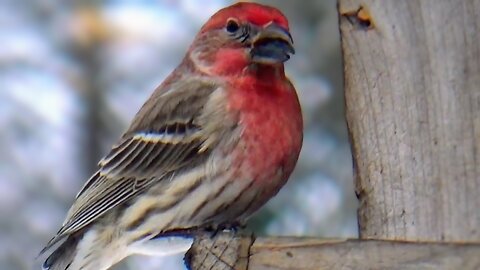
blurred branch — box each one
[67,4,112,172]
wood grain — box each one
[187,232,480,270]
[184,232,253,270]
[339,0,480,241]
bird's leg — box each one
[205,220,246,239]
[225,220,247,233]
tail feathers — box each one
[43,235,79,270]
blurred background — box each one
[0,0,356,269]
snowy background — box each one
[0,0,357,269]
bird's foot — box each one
[205,221,246,239]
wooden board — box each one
[339,0,480,242]
[186,233,480,270]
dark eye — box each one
[226,19,240,33]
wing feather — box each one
[41,79,225,253]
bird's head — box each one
[188,2,294,76]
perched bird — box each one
[40,2,303,270]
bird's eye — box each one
[226,19,240,33]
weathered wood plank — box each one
[339,0,480,241]
[187,232,480,270]
[185,232,253,270]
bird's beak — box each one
[250,23,295,65]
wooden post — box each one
[339,0,480,242]
[186,1,480,268]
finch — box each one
[40,2,302,270]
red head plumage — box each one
[201,2,289,33]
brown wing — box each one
[42,78,225,252]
